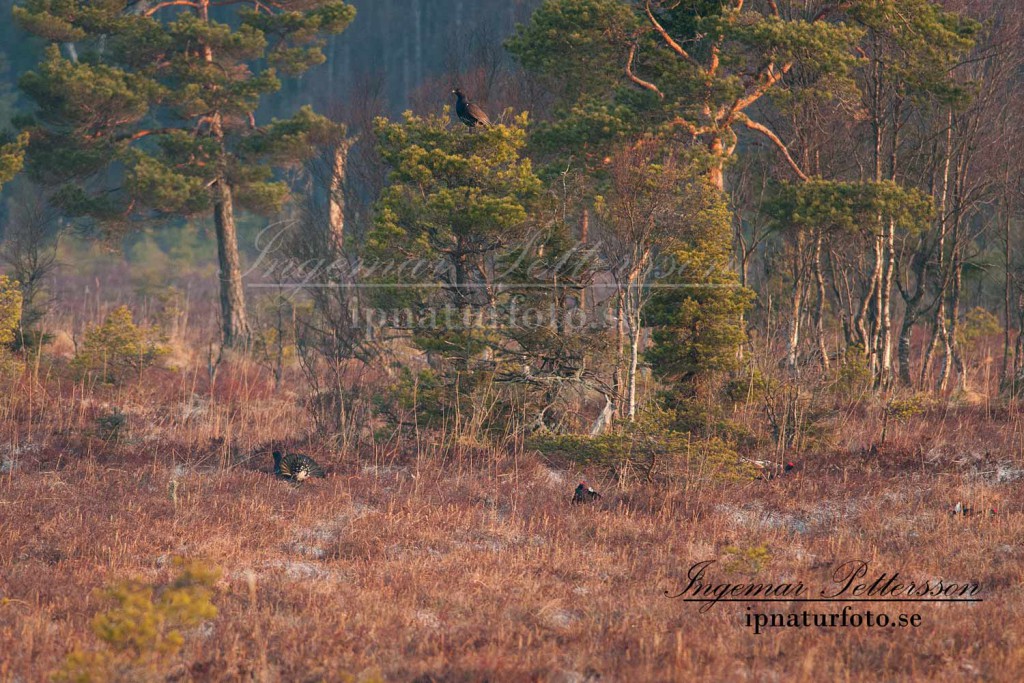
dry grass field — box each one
[2,361,1023,683]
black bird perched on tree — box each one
[273,451,325,482]
[452,88,491,127]
[572,481,601,505]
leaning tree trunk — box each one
[579,208,589,311]
[938,237,961,393]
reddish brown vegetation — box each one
[1,363,1023,681]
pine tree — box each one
[14,0,355,345]
[0,131,25,191]
[643,173,751,390]
[0,48,26,191]
[508,0,863,191]
[369,110,541,370]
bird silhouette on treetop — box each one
[452,88,491,128]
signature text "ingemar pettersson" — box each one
[665,560,981,612]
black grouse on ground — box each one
[273,451,325,482]
[572,481,601,505]
[453,88,491,127]
[744,458,797,480]
[952,501,996,517]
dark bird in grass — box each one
[952,501,996,517]
[744,459,797,480]
[452,88,491,127]
[273,451,325,482]
[572,481,601,505]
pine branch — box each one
[735,113,809,182]
[644,2,699,68]
[143,1,200,16]
[626,44,664,99]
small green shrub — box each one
[95,409,127,442]
[880,394,928,444]
[834,345,872,398]
[723,367,768,405]
[884,395,927,421]
[72,306,168,383]
[761,380,835,455]
[721,544,772,575]
[0,275,24,377]
[0,274,21,346]
[530,406,752,484]
[959,307,1001,346]
[54,560,219,682]
[373,367,488,434]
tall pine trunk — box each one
[1001,188,1012,390]
[212,171,249,347]
[812,230,829,372]
[612,289,626,419]
[787,229,806,371]
[920,112,953,389]
[945,150,969,392]
[878,98,902,387]
[328,140,350,255]
[879,218,895,384]
[628,313,640,421]
[202,0,248,347]
[708,135,725,192]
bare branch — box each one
[644,2,699,67]
[727,61,792,119]
[115,128,177,142]
[813,1,854,22]
[668,117,713,138]
[736,113,809,181]
[144,1,199,16]
[626,44,664,99]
